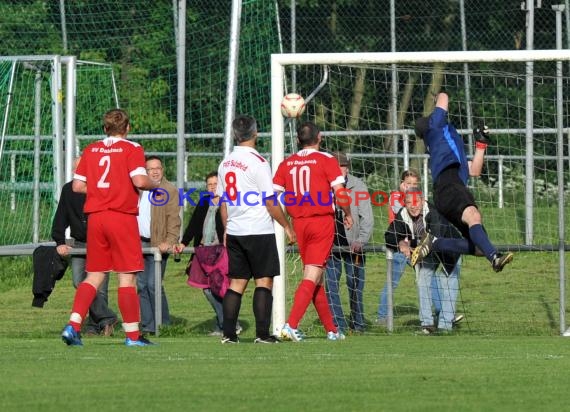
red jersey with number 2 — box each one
[273,149,345,219]
[74,137,147,215]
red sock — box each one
[313,284,337,333]
[287,279,316,329]
[118,286,140,341]
[69,282,97,331]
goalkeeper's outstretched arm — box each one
[469,123,490,177]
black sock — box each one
[253,287,273,339]
[222,289,242,338]
[433,238,474,254]
[468,224,497,261]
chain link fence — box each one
[280,1,560,53]
[0,0,566,245]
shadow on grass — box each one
[158,315,250,337]
[393,303,419,317]
[539,294,557,330]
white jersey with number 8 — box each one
[217,146,276,236]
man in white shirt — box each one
[217,115,295,344]
[137,156,181,335]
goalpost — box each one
[0,56,118,246]
[270,50,570,336]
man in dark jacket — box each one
[385,188,461,333]
[32,245,68,307]
[52,157,117,336]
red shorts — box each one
[292,215,334,267]
[85,210,144,273]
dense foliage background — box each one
[0,1,568,246]
[0,0,562,137]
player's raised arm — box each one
[469,123,490,177]
[435,91,449,111]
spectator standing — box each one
[385,188,461,333]
[324,152,373,334]
[61,108,158,347]
[137,155,181,335]
[52,157,117,336]
[274,121,353,342]
[217,115,296,344]
[376,169,421,324]
[176,171,241,336]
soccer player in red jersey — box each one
[61,108,158,347]
[273,121,353,341]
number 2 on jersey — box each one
[97,155,111,188]
[289,165,310,195]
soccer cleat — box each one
[221,335,239,344]
[411,233,434,266]
[452,314,464,326]
[236,324,243,335]
[492,252,513,272]
[421,326,435,335]
[280,323,304,342]
[61,324,83,346]
[125,335,156,347]
[327,331,346,341]
[254,335,281,344]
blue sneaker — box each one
[280,323,304,342]
[61,325,83,346]
[125,335,155,347]
[327,331,346,341]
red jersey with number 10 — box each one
[74,137,147,215]
[273,149,345,218]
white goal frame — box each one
[270,49,570,335]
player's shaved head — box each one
[296,121,320,148]
[232,115,258,143]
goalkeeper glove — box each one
[473,123,490,150]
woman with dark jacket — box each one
[177,172,240,336]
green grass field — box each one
[1,251,569,411]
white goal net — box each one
[271,50,570,337]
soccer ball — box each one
[280,93,306,118]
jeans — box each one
[377,252,441,321]
[325,252,366,333]
[432,259,461,329]
[71,242,117,333]
[416,261,441,327]
[203,288,223,330]
[138,248,170,333]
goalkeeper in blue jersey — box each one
[411,92,513,273]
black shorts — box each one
[433,166,477,239]
[226,234,280,280]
